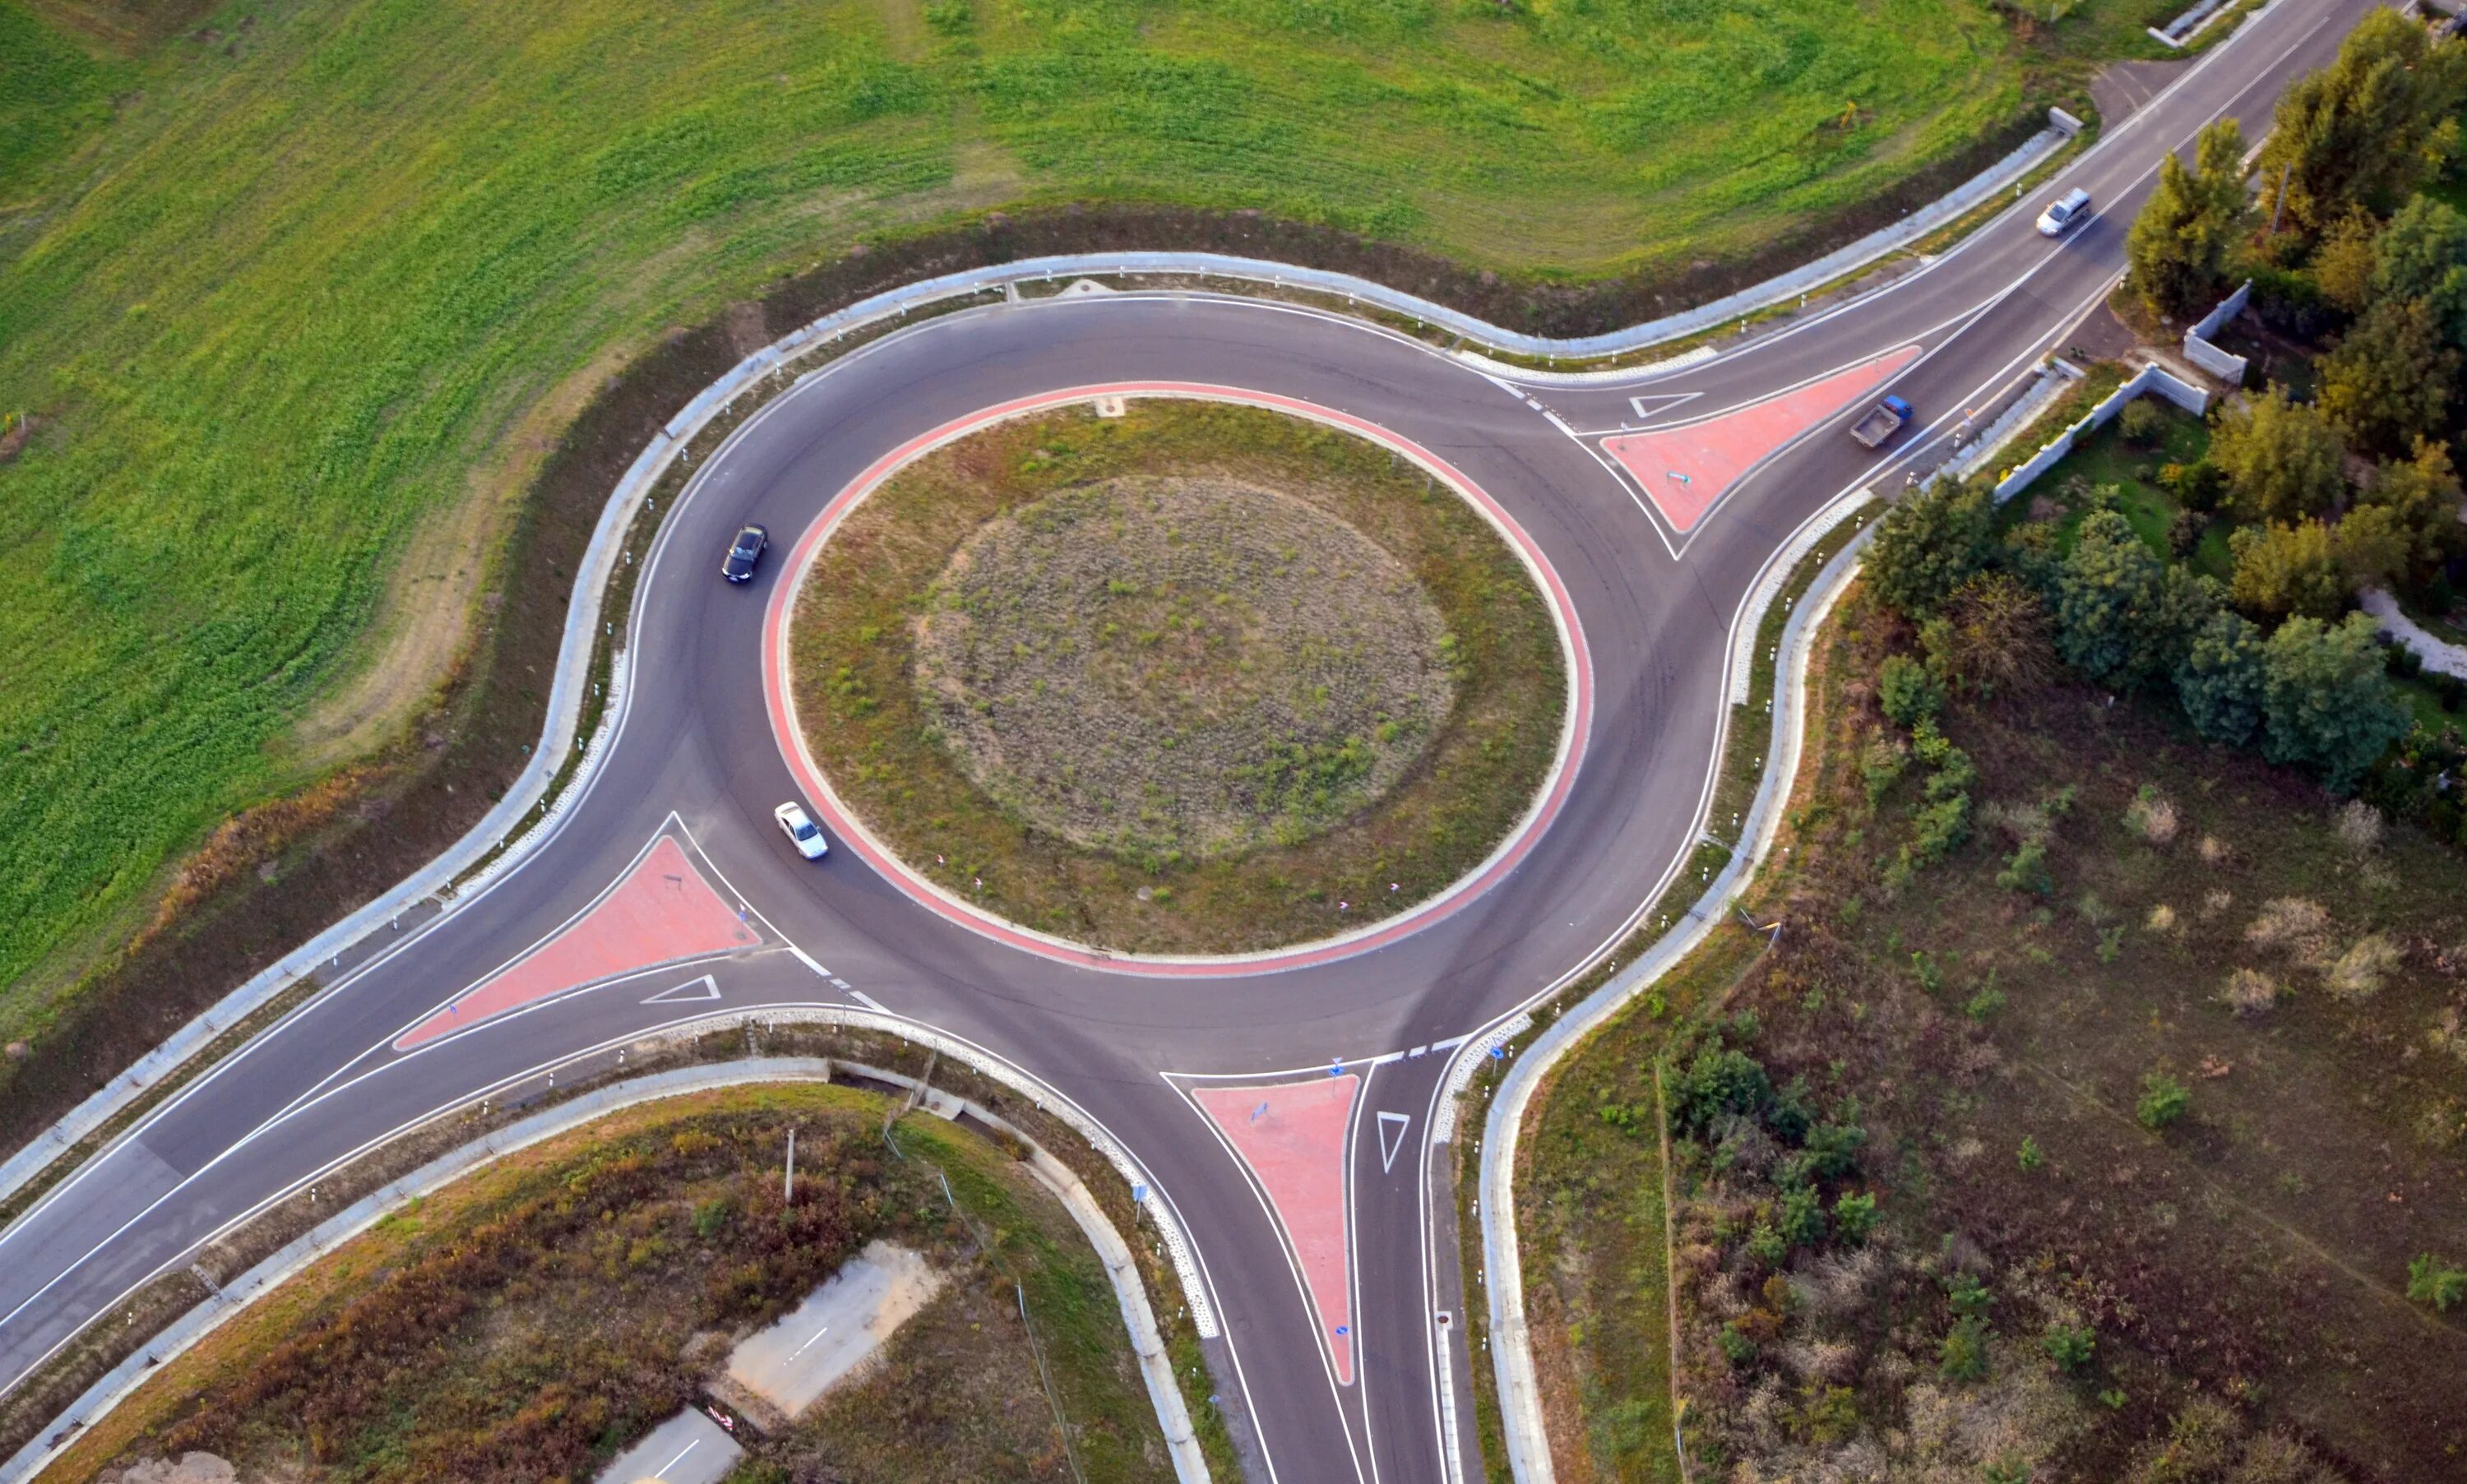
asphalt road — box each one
[0,2,2380,1478]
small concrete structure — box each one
[726,1241,942,1420]
[595,1409,742,1484]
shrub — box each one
[1831,1191,1878,1243]
[2334,797,2385,852]
[2161,459,2228,512]
[1860,733,1910,805]
[1878,654,1945,728]
[2123,784,2180,845]
[2017,1135,2043,1172]
[2221,966,2280,1017]
[1776,1182,1826,1249]
[2120,398,2168,446]
[1905,794,1972,867]
[2167,506,2210,561]
[2326,932,2401,1001]
[2042,1323,2097,1373]
[1717,1321,1759,1366]
[2137,1072,2191,1130]
[1938,1314,1991,1381]
[2407,1253,2467,1311]
[1997,839,2053,895]
[2245,895,2330,955]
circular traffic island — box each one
[788,398,1568,957]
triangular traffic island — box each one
[396,835,755,1049]
[1192,1075,1361,1385]
[1602,344,1923,534]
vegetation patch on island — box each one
[790,400,1565,955]
[47,1083,1171,1484]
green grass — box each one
[1998,406,2231,578]
[0,0,2160,1033]
[791,400,1565,954]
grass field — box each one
[0,0,2160,1059]
[791,400,1564,953]
[44,1082,1170,1483]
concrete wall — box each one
[1992,363,2212,503]
[2184,280,2253,383]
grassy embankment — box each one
[0,0,2166,1059]
[43,1082,1171,1484]
[793,400,1563,953]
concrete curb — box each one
[2,1053,1208,1484]
[0,88,2092,1219]
[1474,501,1876,1483]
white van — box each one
[2037,187,2092,237]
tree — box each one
[2229,520,2345,620]
[2128,118,2254,317]
[1866,477,1993,619]
[2370,195,2467,345]
[2311,207,2381,313]
[2335,503,2414,589]
[1878,654,1945,727]
[2317,295,2457,457]
[2054,513,2215,690]
[2208,386,2346,522]
[2261,612,2412,791]
[2136,1071,2190,1130]
[2176,608,2268,747]
[2256,10,2467,234]
[2361,437,2467,571]
[1922,571,2057,697]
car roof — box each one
[2057,187,2090,208]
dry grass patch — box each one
[911,476,1453,862]
[792,399,1564,955]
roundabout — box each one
[771,392,1581,968]
[0,7,2384,1479]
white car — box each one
[774,801,830,859]
[2036,187,2092,237]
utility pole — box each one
[785,1127,796,1204]
[2267,161,2292,237]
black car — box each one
[721,523,768,583]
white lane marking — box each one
[848,988,888,1013]
[641,975,722,1005]
[1377,1112,1412,1174]
[660,1438,701,1475]
[789,1321,831,1361]
[787,944,830,977]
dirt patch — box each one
[910,477,1453,861]
[793,398,1562,954]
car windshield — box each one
[734,535,758,555]
[792,819,817,839]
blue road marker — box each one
[1132,1184,1147,1203]
[1335,1325,1349,1336]
[1328,1061,1344,1077]
[1488,1044,1506,1060]
[1251,1102,1270,1122]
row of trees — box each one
[1868,478,2412,790]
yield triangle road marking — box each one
[1627,392,1701,420]
[642,974,721,1005]
[1377,1111,1411,1173]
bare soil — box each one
[912,476,1453,862]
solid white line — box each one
[787,944,830,978]
[660,1439,701,1474]
[848,989,889,1014]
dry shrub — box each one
[2146,903,2178,933]
[2202,889,2234,919]
[2244,897,2330,965]
[1981,797,2049,844]
[2123,786,2180,845]
[2221,966,2280,1018]
[2334,798,2385,853]
[2199,834,2232,865]
[2326,933,2402,1001]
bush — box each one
[2137,1071,2191,1130]
[2221,966,2280,1017]
[2407,1253,2467,1311]
[1996,838,2053,895]
[2167,506,2210,561]
[2161,459,2229,512]
[2123,784,2180,844]
[1832,1190,1878,1243]
[2043,1323,2098,1373]
[1878,654,1946,728]
[2119,398,2168,446]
